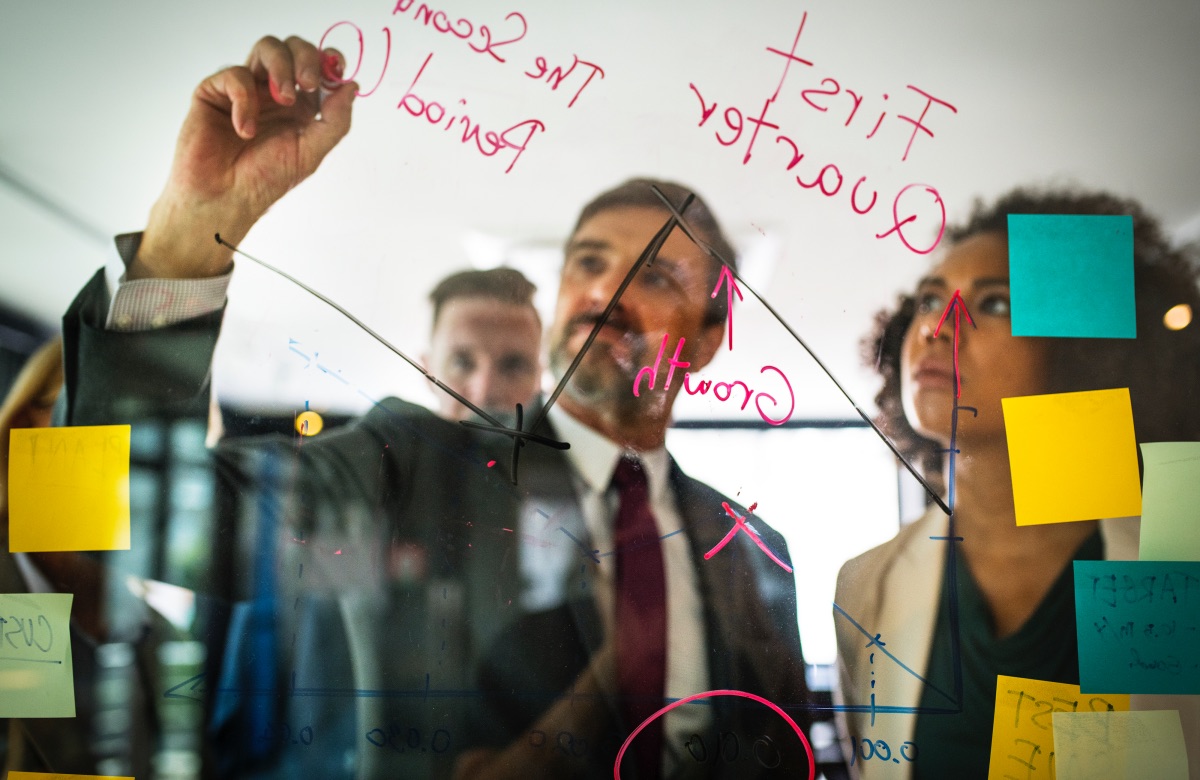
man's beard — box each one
[548,313,650,409]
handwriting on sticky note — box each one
[8,425,131,552]
[1074,561,1200,695]
[1001,389,1141,526]
[1008,214,1135,339]
[1138,442,1200,562]
[1052,710,1189,780]
[987,675,1129,779]
[0,593,75,718]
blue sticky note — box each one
[1074,560,1200,694]
[1008,214,1135,338]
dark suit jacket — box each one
[62,269,814,778]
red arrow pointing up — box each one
[933,289,976,398]
[711,266,744,351]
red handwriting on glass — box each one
[320,22,543,173]
[631,334,795,425]
[683,366,794,426]
[932,288,974,398]
[397,53,545,174]
[393,1,527,63]
[390,0,605,105]
[705,502,794,573]
[686,13,956,254]
[320,10,604,173]
[632,333,691,396]
[711,266,743,351]
[522,54,606,108]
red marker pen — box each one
[318,51,344,111]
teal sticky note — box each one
[1074,560,1200,694]
[1139,442,1200,562]
[1008,214,1135,338]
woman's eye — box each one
[915,292,943,314]
[978,294,1011,316]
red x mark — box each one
[703,502,793,573]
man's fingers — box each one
[319,48,347,89]
[303,80,356,167]
[246,35,326,104]
[283,36,321,93]
[197,66,261,139]
[247,35,298,105]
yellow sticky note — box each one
[9,768,135,772]
[8,425,131,552]
[1001,389,1141,526]
[0,593,75,717]
[988,675,1130,779]
[1052,710,1189,779]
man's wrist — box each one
[130,196,250,279]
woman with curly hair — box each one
[833,186,1200,778]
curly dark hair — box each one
[865,185,1200,483]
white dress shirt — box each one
[105,233,231,331]
[542,405,711,767]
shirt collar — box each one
[106,232,143,296]
[546,404,672,502]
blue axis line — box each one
[169,671,968,715]
[558,526,685,562]
[832,602,958,707]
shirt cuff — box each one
[106,232,232,331]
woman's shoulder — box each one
[835,506,947,593]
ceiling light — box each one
[1163,303,1192,331]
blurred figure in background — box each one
[0,337,62,443]
[0,336,62,547]
[423,268,542,424]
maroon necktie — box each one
[611,455,666,779]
